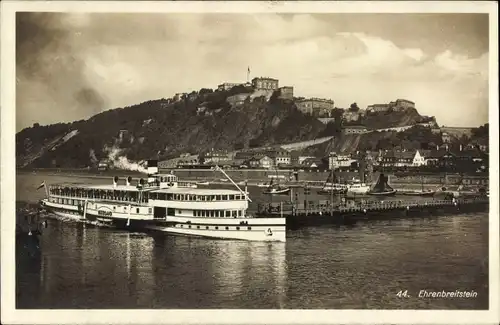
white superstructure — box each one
[346,179,371,194]
[40,166,286,242]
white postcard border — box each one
[1,1,498,324]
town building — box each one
[343,111,360,122]
[176,156,200,167]
[442,132,452,143]
[301,158,324,169]
[343,125,369,135]
[217,83,245,91]
[274,151,291,167]
[289,151,301,166]
[234,151,258,161]
[264,147,291,167]
[295,98,334,116]
[227,94,250,106]
[247,156,262,169]
[278,86,294,100]
[395,99,416,110]
[258,155,274,169]
[394,151,414,167]
[380,151,397,168]
[411,150,426,167]
[252,77,279,90]
[366,104,390,112]
[97,161,109,171]
[328,153,355,170]
[204,149,231,164]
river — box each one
[15,171,489,309]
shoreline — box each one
[17,169,483,192]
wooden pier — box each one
[256,196,489,229]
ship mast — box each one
[214,165,252,202]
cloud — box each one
[16,13,489,130]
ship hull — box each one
[367,190,397,196]
[263,189,290,195]
[41,199,286,242]
[145,224,286,242]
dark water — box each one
[16,172,489,309]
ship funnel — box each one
[126,176,132,186]
[147,159,159,175]
[113,176,119,188]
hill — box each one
[303,125,445,158]
[16,87,326,169]
[16,85,440,169]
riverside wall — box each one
[21,168,489,190]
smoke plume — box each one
[103,144,148,173]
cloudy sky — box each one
[16,12,489,131]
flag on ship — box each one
[36,181,45,190]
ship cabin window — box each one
[210,210,215,217]
[225,211,231,217]
[136,208,139,214]
[216,195,221,201]
[238,210,243,217]
[229,195,235,200]
[177,210,182,214]
[232,211,237,218]
[180,195,185,201]
[148,208,152,214]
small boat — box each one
[399,189,436,197]
[196,181,210,186]
[263,170,290,195]
[257,182,270,188]
[318,169,348,195]
[367,173,397,196]
[263,184,291,195]
[347,179,370,195]
[219,178,228,182]
[318,185,348,195]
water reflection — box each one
[149,237,287,308]
[17,209,488,309]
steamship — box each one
[39,161,286,242]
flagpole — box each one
[42,180,49,198]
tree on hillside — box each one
[471,123,488,138]
[348,102,360,112]
[199,88,213,96]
